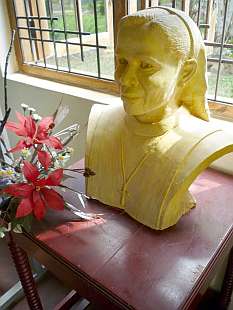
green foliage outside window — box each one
[47,0,107,41]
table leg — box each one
[218,247,233,310]
[7,232,43,310]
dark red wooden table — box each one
[9,163,233,310]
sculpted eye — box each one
[140,62,153,69]
[118,58,128,65]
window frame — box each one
[6,0,126,95]
[6,0,233,120]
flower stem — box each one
[4,30,15,113]
[0,158,15,169]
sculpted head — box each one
[115,7,209,123]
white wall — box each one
[0,74,94,162]
[0,0,18,75]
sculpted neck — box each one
[135,106,167,123]
[124,107,182,137]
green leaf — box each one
[11,214,33,232]
[13,224,23,234]
[0,231,5,238]
[0,226,8,238]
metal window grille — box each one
[11,0,233,103]
[12,0,115,80]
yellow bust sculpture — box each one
[85,7,233,230]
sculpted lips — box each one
[121,87,144,102]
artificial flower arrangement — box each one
[0,102,93,238]
[0,32,94,238]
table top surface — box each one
[23,163,233,310]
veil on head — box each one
[122,7,210,121]
[161,7,210,121]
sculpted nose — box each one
[120,65,139,87]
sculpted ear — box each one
[180,59,197,85]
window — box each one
[7,0,233,110]
[8,0,120,93]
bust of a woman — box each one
[85,7,233,230]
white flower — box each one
[5,169,15,176]
[28,107,36,113]
[32,113,42,121]
[0,168,16,180]
[66,147,74,154]
[21,148,31,158]
[21,103,29,109]
[51,151,57,157]
[53,153,70,168]
[57,154,65,161]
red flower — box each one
[38,150,52,171]
[3,161,64,220]
[5,112,63,152]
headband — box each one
[151,6,206,60]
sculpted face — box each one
[115,22,184,123]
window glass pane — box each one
[226,36,233,45]
[158,0,173,8]
[19,28,29,39]
[69,45,98,77]
[205,0,227,44]
[128,0,138,14]
[206,45,220,60]
[51,0,65,40]
[55,42,69,70]
[32,30,42,41]
[174,0,182,10]
[54,30,66,41]
[81,0,107,33]
[207,60,218,99]
[17,18,27,29]
[99,47,114,79]
[40,42,56,69]
[67,32,80,40]
[147,0,160,7]
[63,0,77,32]
[207,46,233,102]
[44,41,58,68]
[216,62,233,102]
[20,39,35,63]
[33,40,46,67]
[13,0,26,16]
[98,0,114,79]
[223,45,233,60]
